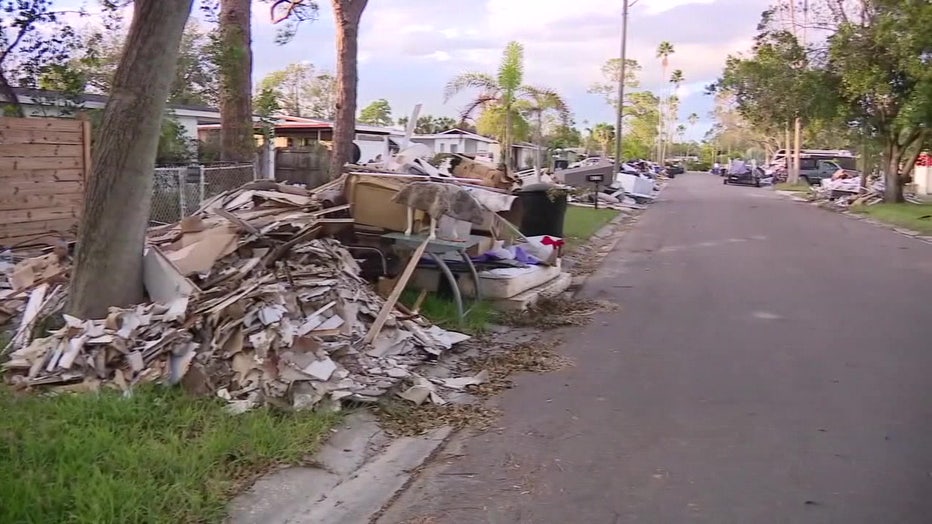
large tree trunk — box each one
[218,0,254,163]
[788,116,802,184]
[883,141,904,203]
[68,0,193,319]
[329,0,368,178]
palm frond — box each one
[497,41,525,94]
[443,72,498,102]
[459,94,498,121]
[519,85,571,123]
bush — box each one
[688,161,711,171]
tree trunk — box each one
[788,116,802,184]
[534,113,543,182]
[0,71,24,117]
[503,103,512,172]
[329,0,368,178]
[68,0,193,319]
[218,0,254,163]
[883,142,904,203]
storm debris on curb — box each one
[1,179,470,411]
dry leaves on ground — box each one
[377,401,501,436]
[498,297,618,329]
[464,338,572,397]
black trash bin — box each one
[515,183,568,237]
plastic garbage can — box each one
[515,183,567,237]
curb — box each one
[774,191,932,246]
[227,413,452,524]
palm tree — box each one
[444,41,567,172]
[592,123,615,157]
[664,69,685,162]
[656,41,675,163]
[444,42,525,170]
[519,86,569,178]
[686,112,699,157]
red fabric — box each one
[541,236,565,248]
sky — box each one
[251,0,772,140]
[60,0,773,140]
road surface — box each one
[378,173,932,524]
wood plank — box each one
[0,231,74,247]
[0,169,85,182]
[0,117,83,133]
[0,128,84,145]
[0,193,84,212]
[0,144,83,157]
[82,119,92,184]
[0,206,80,225]
[0,181,84,198]
[0,156,82,170]
[0,217,78,237]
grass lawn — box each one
[852,202,932,234]
[563,206,620,249]
[0,387,339,524]
[774,182,813,192]
[400,289,493,335]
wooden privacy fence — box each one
[0,116,91,247]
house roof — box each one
[9,87,221,118]
[412,128,497,143]
[197,119,392,135]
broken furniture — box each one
[382,232,482,323]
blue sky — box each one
[65,0,772,140]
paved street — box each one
[379,173,932,524]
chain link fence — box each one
[149,163,256,225]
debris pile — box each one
[2,179,470,411]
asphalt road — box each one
[378,173,932,524]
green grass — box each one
[0,387,340,524]
[775,182,813,192]
[563,206,620,249]
[851,202,932,234]
[401,289,493,334]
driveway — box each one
[378,173,932,524]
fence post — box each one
[177,169,185,222]
[199,164,206,203]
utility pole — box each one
[612,0,631,178]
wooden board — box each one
[0,193,84,212]
[0,206,80,225]
[0,129,84,145]
[0,181,84,197]
[0,168,85,182]
[0,117,89,243]
[0,117,83,132]
[0,156,83,170]
[0,144,83,157]
[0,217,78,238]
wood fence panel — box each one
[0,116,91,246]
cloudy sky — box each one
[62,0,772,139]
[250,0,772,139]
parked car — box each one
[664,162,685,177]
[798,158,856,185]
[723,164,761,187]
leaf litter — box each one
[377,336,572,436]
[497,296,618,329]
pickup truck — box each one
[799,159,845,185]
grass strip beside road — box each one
[563,206,620,249]
[0,387,339,524]
[775,182,813,192]
[851,202,932,234]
